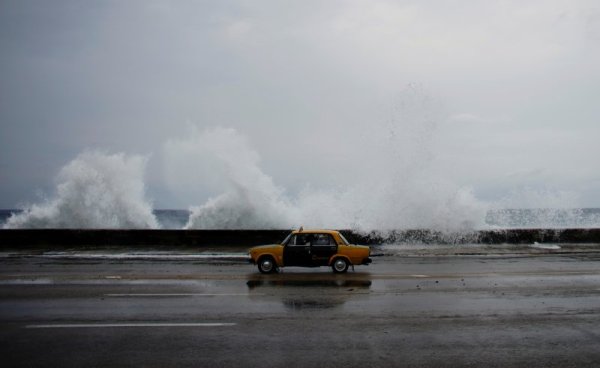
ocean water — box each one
[2,208,599,230]
[0,209,189,230]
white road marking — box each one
[0,278,54,285]
[26,322,236,329]
[105,293,254,297]
[26,253,249,260]
[410,274,429,278]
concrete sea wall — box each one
[1,228,599,249]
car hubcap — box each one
[334,259,346,271]
[261,259,273,272]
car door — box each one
[283,234,312,266]
[310,233,338,266]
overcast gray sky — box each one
[1,0,599,209]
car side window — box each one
[287,234,337,246]
[311,234,335,246]
[288,234,311,246]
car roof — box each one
[291,229,340,235]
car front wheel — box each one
[332,258,349,273]
[258,256,277,274]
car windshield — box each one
[338,232,350,245]
[281,233,292,245]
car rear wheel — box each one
[332,258,349,273]
[258,256,277,274]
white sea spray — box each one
[3,152,158,229]
[162,125,487,231]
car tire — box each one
[332,258,349,273]
[258,256,277,274]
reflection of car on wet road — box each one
[248,229,372,273]
[246,275,373,310]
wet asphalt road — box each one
[1,252,600,367]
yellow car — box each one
[248,229,372,274]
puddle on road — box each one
[282,297,347,310]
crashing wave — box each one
[4,151,158,229]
